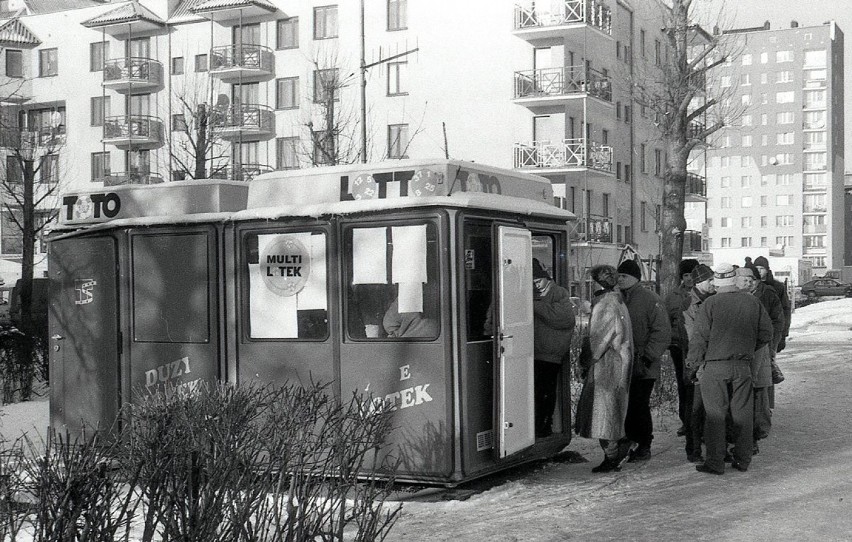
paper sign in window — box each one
[352,227,388,284]
[391,225,427,284]
[249,264,298,338]
[397,281,423,313]
[297,233,327,311]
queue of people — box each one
[574,256,790,475]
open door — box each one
[495,226,535,457]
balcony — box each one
[514,0,613,39]
[103,58,164,94]
[685,172,706,202]
[688,121,706,142]
[803,204,827,214]
[103,115,163,149]
[682,230,704,254]
[803,224,827,234]
[0,128,66,149]
[573,214,613,243]
[211,163,274,182]
[513,66,612,106]
[210,44,275,82]
[101,171,164,187]
[212,104,275,142]
[514,138,613,173]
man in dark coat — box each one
[687,263,773,474]
[682,264,715,462]
[664,259,699,436]
[753,256,790,384]
[616,259,671,461]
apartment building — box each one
[0,0,678,290]
[698,20,845,273]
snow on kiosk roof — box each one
[49,160,577,486]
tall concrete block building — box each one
[0,0,680,291]
[699,20,845,273]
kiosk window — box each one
[244,231,328,340]
[464,222,493,341]
[132,233,210,343]
[345,222,439,340]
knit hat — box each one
[591,264,618,289]
[713,262,737,288]
[753,256,770,269]
[679,258,700,277]
[617,259,642,281]
[532,258,550,280]
[691,264,713,284]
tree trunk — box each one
[195,104,208,179]
[659,141,689,298]
[19,157,36,334]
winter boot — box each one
[591,457,622,473]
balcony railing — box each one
[574,214,613,243]
[210,163,274,182]
[685,172,706,199]
[103,115,163,148]
[803,204,827,213]
[514,138,613,172]
[103,57,163,93]
[210,44,275,81]
[101,171,164,187]
[0,128,65,149]
[688,121,706,141]
[803,224,827,234]
[514,0,612,34]
[211,104,275,141]
[682,230,703,253]
[514,66,612,102]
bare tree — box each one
[631,0,741,295]
[0,104,65,334]
[304,50,361,167]
[166,75,229,181]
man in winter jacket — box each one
[753,256,790,384]
[682,264,715,462]
[664,259,699,436]
[687,263,774,475]
[531,258,576,438]
[616,259,671,461]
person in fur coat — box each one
[575,264,634,473]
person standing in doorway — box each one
[616,259,671,461]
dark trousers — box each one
[699,360,753,472]
[685,383,705,456]
[754,387,772,440]
[534,360,561,437]
[623,377,655,448]
[669,346,689,427]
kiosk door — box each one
[495,226,535,457]
[49,236,120,438]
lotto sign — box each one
[351,174,379,200]
[409,169,442,197]
[260,236,311,296]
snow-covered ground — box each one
[3,299,852,541]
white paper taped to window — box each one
[391,225,427,284]
[249,264,298,338]
[352,227,388,284]
[397,281,423,313]
[297,233,327,311]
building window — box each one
[741,196,752,208]
[276,77,299,109]
[720,217,729,228]
[741,73,751,86]
[388,124,409,159]
[640,29,646,57]
[776,173,793,186]
[776,194,793,206]
[804,89,826,108]
[639,144,646,173]
[804,152,827,171]
[720,176,730,188]
[276,136,300,169]
[804,110,827,129]
[776,70,793,83]
[314,69,339,103]
[171,114,187,132]
[741,54,752,66]
[740,175,751,187]
[312,130,336,165]
[387,60,407,95]
[775,91,794,103]
[777,111,794,124]
[720,197,731,209]
[90,95,110,126]
[195,54,208,72]
[277,17,299,49]
[776,50,793,63]
[5,49,22,78]
[90,41,109,72]
[777,132,794,145]
[741,237,752,248]
[804,49,827,67]
[313,5,338,39]
[39,154,59,184]
[387,0,407,30]
[721,237,731,248]
[720,75,731,88]
[602,193,610,217]
[654,149,662,176]
[741,217,751,228]
[91,152,110,182]
[39,48,58,77]
[654,39,661,66]
[171,57,184,75]
[742,135,752,147]
[640,201,647,231]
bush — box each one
[0,381,402,541]
[0,324,44,405]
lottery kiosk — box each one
[49,159,576,486]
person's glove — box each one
[776,337,786,353]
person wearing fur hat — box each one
[664,259,700,437]
[682,263,715,462]
[753,256,790,384]
[615,259,671,462]
[575,265,634,472]
[686,263,773,474]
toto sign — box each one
[260,236,311,296]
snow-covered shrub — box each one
[0,324,40,404]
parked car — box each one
[799,278,852,299]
